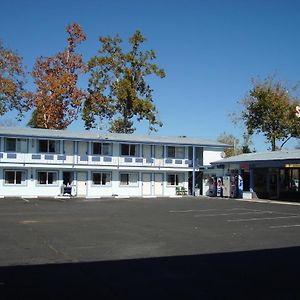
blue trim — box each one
[57,155,66,161]
[124,157,133,163]
[165,159,172,164]
[32,154,41,160]
[92,156,101,162]
[103,156,112,162]
[175,159,182,164]
[135,158,143,163]
[80,155,88,161]
[0,153,3,158]
[45,154,54,160]
[7,153,17,159]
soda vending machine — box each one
[238,175,243,198]
[208,176,217,197]
[222,176,230,198]
[216,177,223,197]
[230,175,237,198]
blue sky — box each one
[1,0,300,150]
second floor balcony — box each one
[0,152,195,169]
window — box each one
[120,173,138,186]
[4,170,26,185]
[92,142,112,155]
[38,140,59,153]
[5,138,27,153]
[167,146,185,159]
[121,144,139,156]
[37,171,57,185]
[167,173,184,186]
[92,172,111,186]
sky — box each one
[1,0,300,151]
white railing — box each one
[0,152,193,168]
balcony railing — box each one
[0,152,194,168]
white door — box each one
[142,173,152,196]
[64,141,73,163]
[155,145,163,159]
[143,145,152,158]
[154,173,163,196]
[155,145,163,166]
[77,172,87,196]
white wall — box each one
[203,149,223,166]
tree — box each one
[217,132,242,157]
[0,40,29,119]
[27,23,87,129]
[240,77,300,151]
[83,30,166,133]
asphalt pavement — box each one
[1,196,300,299]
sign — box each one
[285,164,300,168]
[240,163,249,171]
[296,106,300,118]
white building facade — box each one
[0,127,227,198]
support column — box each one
[192,146,196,196]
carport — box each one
[210,149,300,201]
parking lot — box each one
[1,196,300,299]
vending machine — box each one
[230,175,237,198]
[208,176,217,197]
[222,176,230,198]
[238,175,243,198]
[216,177,223,197]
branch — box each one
[280,136,292,149]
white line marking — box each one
[169,208,259,213]
[270,224,300,229]
[194,211,276,217]
[228,215,300,222]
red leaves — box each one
[29,23,87,129]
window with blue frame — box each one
[37,171,58,185]
[121,144,139,156]
[38,140,59,153]
[92,142,112,155]
[5,138,28,153]
[92,172,111,186]
[167,146,185,159]
[4,170,26,185]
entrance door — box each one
[154,173,163,196]
[77,172,87,196]
[142,173,152,196]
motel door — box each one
[143,145,152,159]
[77,172,87,196]
[155,145,163,166]
[142,173,152,196]
[154,173,163,196]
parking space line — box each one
[194,211,276,217]
[269,224,300,229]
[169,208,259,213]
[227,215,300,222]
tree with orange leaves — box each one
[28,23,86,129]
[0,40,29,119]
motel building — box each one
[0,127,228,198]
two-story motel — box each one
[0,127,228,198]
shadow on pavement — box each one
[1,246,300,299]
